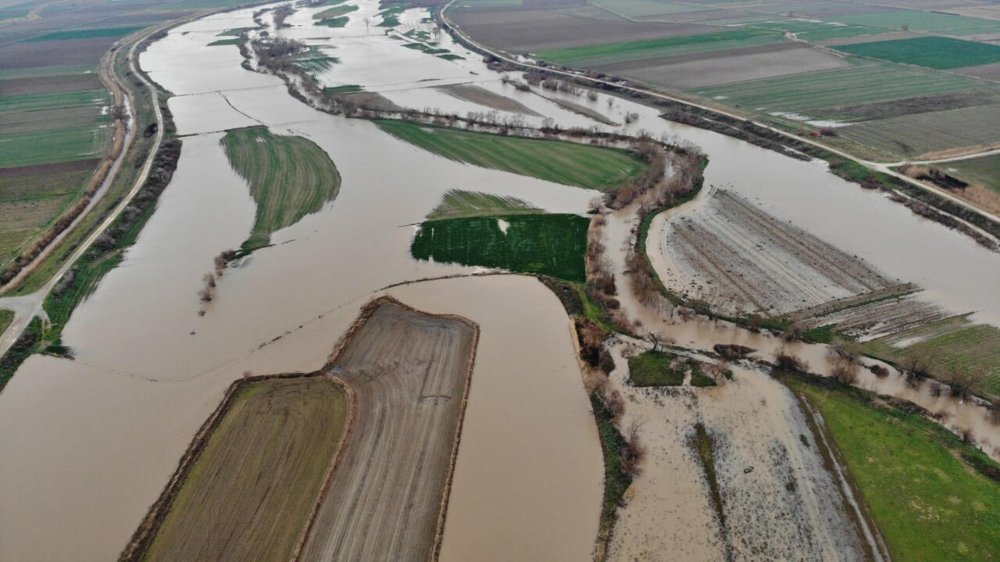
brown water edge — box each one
[118,371,354,562]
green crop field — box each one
[410,214,589,282]
[1,124,111,168]
[317,16,349,27]
[627,350,685,386]
[829,9,1000,36]
[834,37,1000,70]
[536,28,783,67]
[315,3,358,20]
[221,126,341,251]
[948,154,1000,195]
[0,89,106,113]
[697,63,985,118]
[859,316,1000,396]
[143,377,350,562]
[784,374,1000,561]
[26,26,145,42]
[376,120,646,191]
[207,38,241,47]
[427,189,541,220]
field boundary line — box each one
[290,374,357,562]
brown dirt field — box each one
[0,159,97,199]
[0,72,101,96]
[133,376,351,562]
[0,105,105,135]
[826,90,1000,121]
[0,37,118,70]
[953,61,1000,82]
[450,6,720,53]
[601,43,848,90]
[439,83,541,115]
[300,299,479,562]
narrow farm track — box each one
[440,1,1000,230]
[300,300,478,562]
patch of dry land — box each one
[655,189,893,317]
[605,341,877,561]
[301,298,478,561]
[438,83,540,115]
[123,376,350,562]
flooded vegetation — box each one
[2,0,1000,561]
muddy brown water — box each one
[1,1,999,560]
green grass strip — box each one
[376,120,646,191]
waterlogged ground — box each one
[1,1,1000,560]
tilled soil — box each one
[659,189,892,317]
[300,300,478,562]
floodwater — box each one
[0,5,601,560]
[1,0,999,560]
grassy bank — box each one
[780,372,1000,561]
[375,120,646,191]
[221,126,341,251]
[410,214,589,282]
[627,350,684,386]
[139,377,349,562]
[589,390,633,560]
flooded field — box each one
[1,1,1000,560]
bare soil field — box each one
[826,89,1000,121]
[438,83,540,115]
[605,341,874,561]
[301,298,478,562]
[0,72,102,96]
[0,37,120,70]
[955,61,1000,82]
[124,375,350,562]
[657,189,891,317]
[450,6,717,53]
[839,102,1000,158]
[606,43,848,90]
